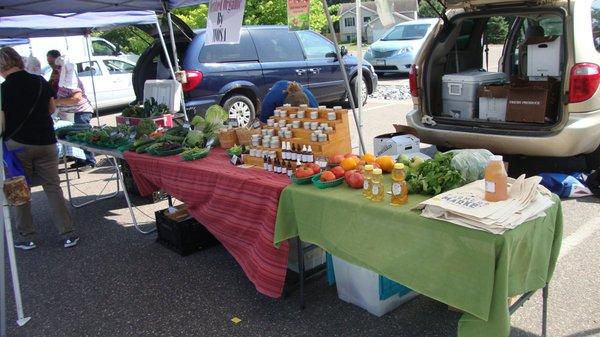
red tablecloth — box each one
[123,148,291,298]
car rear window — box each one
[250,29,305,62]
[198,30,258,63]
[593,0,600,51]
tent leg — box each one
[166,12,189,122]
[155,20,189,123]
[84,34,101,127]
[1,184,6,337]
[321,0,366,154]
[2,207,30,327]
[356,0,364,156]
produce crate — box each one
[116,114,174,128]
[155,205,219,256]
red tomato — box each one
[331,166,345,179]
[320,171,336,182]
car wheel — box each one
[349,75,369,106]
[223,94,255,127]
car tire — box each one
[223,94,255,127]
[350,75,369,106]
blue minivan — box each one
[133,25,378,126]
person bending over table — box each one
[259,80,319,123]
[53,55,96,169]
[0,47,79,250]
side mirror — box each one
[340,45,348,56]
[325,51,337,58]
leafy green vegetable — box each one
[406,152,464,195]
[135,119,157,138]
[181,147,210,161]
[183,129,205,148]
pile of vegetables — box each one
[398,152,464,195]
[226,144,248,158]
[129,105,229,161]
[60,124,133,150]
[121,98,170,118]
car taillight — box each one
[569,63,600,103]
[182,70,203,92]
[409,64,418,97]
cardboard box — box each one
[506,87,549,123]
[506,78,560,123]
[526,36,561,78]
[478,85,508,121]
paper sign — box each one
[230,154,239,165]
[205,0,246,45]
[288,0,310,31]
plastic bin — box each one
[287,240,326,273]
[155,206,219,256]
[329,255,418,317]
[442,70,508,119]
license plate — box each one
[375,59,386,66]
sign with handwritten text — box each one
[205,0,246,45]
[288,0,310,31]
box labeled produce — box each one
[506,87,550,123]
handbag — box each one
[2,76,44,205]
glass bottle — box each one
[306,146,314,163]
[301,145,308,163]
[287,161,293,177]
[484,155,508,202]
[281,160,288,175]
[263,155,268,171]
[371,168,385,202]
[363,164,374,199]
[290,144,298,161]
[267,158,273,172]
[390,163,408,205]
[281,141,287,160]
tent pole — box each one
[356,0,364,155]
[0,143,31,328]
[321,0,366,154]
[84,34,101,127]
[166,11,189,122]
[0,155,5,337]
[156,19,189,123]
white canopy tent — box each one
[0,6,199,335]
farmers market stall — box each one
[273,177,562,337]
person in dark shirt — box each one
[0,47,78,249]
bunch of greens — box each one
[191,105,228,142]
[121,98,170,118]
[406,152,464,195]
[135,119,157,138]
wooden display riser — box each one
[242,155,302,170]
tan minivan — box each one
[407,0,600,169]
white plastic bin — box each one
[479,96,507,121]
[442,70,508,119]
[527,36,561,78]
[143,80,182,112]
[331,256,418,317]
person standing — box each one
[0,47,79,249]
[46,49,61,93]
[53,55,96,169]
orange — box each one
[362,153,376,164]
[376,156,395,173]
[340,157,359,171]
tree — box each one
[484,17,509,44]
[173,5,209,28]
[418,1,444,19]
[95,26,152,55]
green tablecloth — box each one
[274,177,562,337]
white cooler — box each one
[331,256,418,317]
[442,70,508,119]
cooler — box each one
[373,133,420,158]
[329,255,418,317]
[442,70,508,119]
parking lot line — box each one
[559,216,600,260]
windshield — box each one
[382,24,430,41]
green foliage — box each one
[95,27,151,55]
[173,5,209,28]
[418,1,444,19]
[135,119,158,138]
[484,17,509,44]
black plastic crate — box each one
[155,207,219,256]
